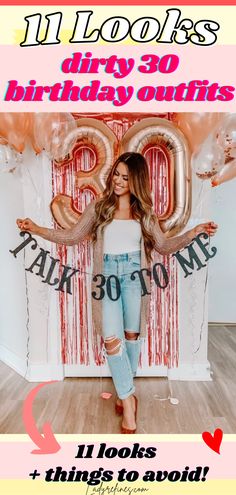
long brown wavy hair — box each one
[91,152,157,262]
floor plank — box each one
[0,326,236,433]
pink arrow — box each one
[23,381,61,454]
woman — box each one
[17,152,217,434]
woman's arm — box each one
[16,200,96,246]
[153,218,218,255]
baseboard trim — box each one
[0,345,212,382]
[64,364,168,377]
[0,345,64,382]
[168,362,212,381]
[0,344,27,378]
[209,322,236,327]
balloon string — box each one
[195,180,204,218]
[25,163,40,197]
[23,249,30,379]
[193,247,209,354]
[192,177,209,354]
[154,394,179,404]
[197,180,204,204]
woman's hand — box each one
[16,218,41,235]
[193,221,218,238]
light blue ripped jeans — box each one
[102,251,142,399]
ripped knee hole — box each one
[104,336,121,355]
[125,331,139,341]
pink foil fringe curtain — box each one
[51,113,179,369]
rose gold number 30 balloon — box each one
[50,116,191,238]
[50,118,117,229]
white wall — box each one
[0,147,63,380]
[208,179,236,323]
[0,167,28,370]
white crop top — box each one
[103,219,141,254]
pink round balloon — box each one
[0,113,32,152]
[33,113,77,161]
[212,158,236,187]
[173,113,225,152]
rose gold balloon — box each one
[122,117,191,236]
[50,194,81,229]
[33,113,77,161]
[27,113,43,154]
[0,113,32,152]
[72,119,116,192]
[7,131,25,153]
[173,113,225,152]
[50,118,116,228]
[211,158,236,187]
[0,114,14,141]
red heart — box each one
[202,428,223,454]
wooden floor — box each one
[1,325,236,434]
